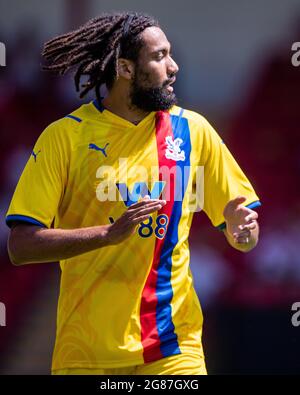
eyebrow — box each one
[151,45,172,54]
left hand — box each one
[223,196,258,244]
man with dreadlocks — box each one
[6,12,260,375]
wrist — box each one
[97,224,113,247]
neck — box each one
[102,87,150,125]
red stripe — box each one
[140,111,176,363]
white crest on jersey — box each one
[165,136,185,161]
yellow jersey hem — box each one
[51,346,203,371]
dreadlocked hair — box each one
[42,12,159,102]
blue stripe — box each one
[247,200,262,210]
[92,99,105,113]
[217,222,227,231]
[65,114,82,123]
[6,215,47,228]
[155,110,191,357]
[217,200,262,231]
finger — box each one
[237,227,251,235]
[235,233,251,239]
[129,195,167,209]
[128,204,163,220]
[241,222,257,231]
[231,208,256,226]
[137,203,163,215]
[233,229,251,239]
[245,212,258,222]
[128,198,166,210]
[132,214,152,224]
[235,238,250,244]
[230,196,247,208]
[234,232,250,241]
[128,202,164,217]
[236,232,251,242]
[224,196,247,217]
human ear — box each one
[117,58,135,81]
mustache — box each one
[163,74,177,87]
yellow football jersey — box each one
[6,100,260,370]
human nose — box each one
[168,56,179,75]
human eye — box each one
[156,51,165,60]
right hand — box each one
[106,195,166,245]
[223,196,258,244]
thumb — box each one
[230,196,247,207]
[224,196,247,218]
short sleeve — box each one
[6,121,69,228]
[200,118,261,229]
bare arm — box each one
[8,224,111,265]
[223,196,260,253]
[8,197,165,265]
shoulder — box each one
[169,105,221,147]
[37,102,93,145]
[169,106,225,164]
[169,105,215,132]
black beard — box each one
[130,72,178,112]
